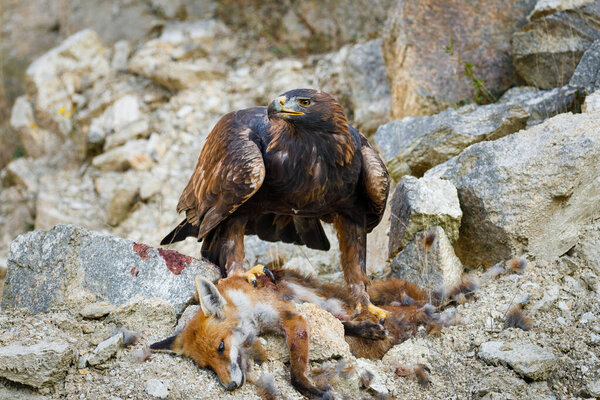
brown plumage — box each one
[161,88,390,305]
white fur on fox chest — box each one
[226,289,281,334]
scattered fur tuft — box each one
[438,308,460,326]
[131,346,152,363]
[507,258,527,274]
[422,230,437,252]
[482,264,505,280]
[110,326,139,346]
[505,305,532,331]
[395,364,430,388]
[414,364,431,388]
[256,373,280,400]
[359,369,374,388]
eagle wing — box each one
[359,133,390,232]
[176,113,266,240]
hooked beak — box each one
[267,96,304,118]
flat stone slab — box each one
[0,341,76,388]
[478,341,556,380]
[2,224,220,314]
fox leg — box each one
[279,308,328,398]
[334,214,390,324]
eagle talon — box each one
[244,264,266,287]
[355,302,390,325]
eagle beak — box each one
[267,96,304,118]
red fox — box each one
[150,267,476,398]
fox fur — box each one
[150,268,475,397]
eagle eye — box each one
[218,339,225,355]
[298,98,311,107]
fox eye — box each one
[298,98,311,107]
[218,340,225,355]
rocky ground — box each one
[1,0,600,399]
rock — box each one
[574,219,600,275]
[391,226,463,290]
[388,176,462,257]
[219,0,395,54]
[0,341,76,388]
[86,333,123,367]
[106,296,176,338]
[0,186,35,258]
[374,102,529,179]
[512,2,600,89]
[582,90,600,112]
[35,170,105,230]
[588,379,600,397]
[251,59,315,105]
[498,85,579,126]
[382,0,534,119]
[263,303,351,363]
[145,379,170,398]
[2,224,220,314]
[346,39,391,134]
[175,305,200,332]
[569,39,600,94]
[80,302,115,319]
[382,337,431,365]
[529,0,594,20]
[111,40,131,71]
[91,137,164,172]
[128,21,231,91]
[355,358,389,397]
[478,341,556,380]
[25,29,110,135]
[426,112,600,268]
[87,94,149,150]
[9,96,60,159]
[107,188,139,227]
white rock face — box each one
[0,341,76,388]
[427,112,600,268]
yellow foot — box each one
[356,302,390,325]
[244,264,267,287]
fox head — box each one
[150,277,252,391]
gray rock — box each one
[0,341,76,388]
[498,85,578,126]
[346,39,391,134]
[388,176,462,257]
[80,302,115,319]
[588,379,600,397]
[106,188,138,227]
[478,341,556,380]
[145,379,170,398]
[391,226,463,290]
[512,2,600,89]
[175,305,200,332]
[9,96,60,159]
[2,224,220,314]
[573,219,600,276]
[569,39,600,93]
[87,334,123,367]
[529,0,594,20]
[111,40,131,71]
[426,112,600,268]
[582,90,600,112]
[374,102,529,179]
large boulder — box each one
[374,102,529,179]
[382,0,535,119]
[426,112,600,268]
[512,1,600,89]
[388,176,462,258]
[478,341,556,380]
[2,224,220,314]
[569,39,600,94]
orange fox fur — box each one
[150,269,475,397]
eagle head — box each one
[267,89,349,134]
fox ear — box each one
[195,276,226,319]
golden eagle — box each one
[162,89,390,320]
